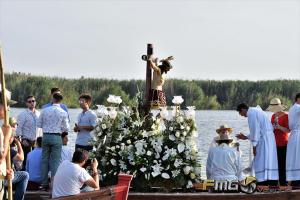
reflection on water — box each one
[11,108,273,179]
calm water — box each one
[10,108,273,179]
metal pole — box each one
[0,45,13,200]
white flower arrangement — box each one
[107,94,122,104]
[92,94,201,190]
[172,96,184,105]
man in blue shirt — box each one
[26,137,43,186]
[74,94,97,151]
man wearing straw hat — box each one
[206,130,242,181]
[209,124,234,148]
[0,89,15,199]
[266,98,290,186]
[236,103,278,185]
[286,93,300,186]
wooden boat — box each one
[25,174,133,200]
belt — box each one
[44,132,61,136]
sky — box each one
[0,0,299,80]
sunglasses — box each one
[27,100,36,103]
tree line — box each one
[5,72,300,110]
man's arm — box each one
[84,158,100,190]
[13,138,24,161]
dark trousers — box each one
[75,144,93,151]
[21,139,35,170]
[277,146,287,186]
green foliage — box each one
[5,72,299,110]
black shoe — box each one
[38,185,49,192]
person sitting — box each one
[52,149,100,198]
[26,137,43,189]
[60,132,73,163]
[5,135,29,200]
[209,124,236,148]
[206,134,242,181]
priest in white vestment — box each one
[236,103,278,184]
[286,93,300,184]
[206,134,242,181]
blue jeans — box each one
[4,171,29,200]
[41,134,62,186]
[13,171,29,200]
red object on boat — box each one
[114,174,133,200]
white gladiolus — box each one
[96,105,108,116]
[161,173,170,179]
[160,107,169,119]
[146,151,152,156]
[174,159,183,168]
[172,170,180,177]
[182,131,187,136]
[192,131,199,137]
[172,96,184,105]
[108,107,118,120]
[186,106,196,119]
[107,94,122,104]
[183,166,191,175]
[177,143,185,153]
[169,134,176,141]
[178,116,184,123]
[127,140,131,144]
[175,131,180,138]
[140,167,147,172]
[169,126,173,131]
[101,124,107,129]
[186,180,193,188]
[110,159,117,166]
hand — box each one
[91,158,98,171]
[6,168,14,180]
[74,123,79,132]
[253,147,256,156]
[236,133,248,140]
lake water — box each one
[10,108,273,179]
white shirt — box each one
[60,146,74,163]
[206,143,242,181]
[37,104,69,133]
[16,109,40,141]
[289,103,300,131]
[52,160,92,198]
[247,106,274,147]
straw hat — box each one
[216,124,233,134]
[215,134,233,143]
[266,98,287,113]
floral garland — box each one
[92,95,201,190]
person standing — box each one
[37,93,69,190]
[0,89,14,199]
[286,93,300,186]
[42,87,69,119]
[16,95,40,168]
[236,103,278,185]
[74,94,97,151]
[266,98,290,186]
